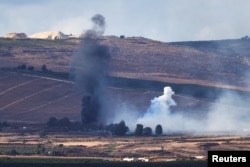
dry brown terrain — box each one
[0,132,250,161]
[1,37,250,162]
[1,36,250,122]
[1,37,250,91]
[0,70,209,122]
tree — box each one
[47,117,58,128]
[107,120,129,136]
[135,124,143,136]
[41,64,47,72]
[143,127,152,136]
[27,66,34,71]
[155,124,163,135]
[58,117,70,128]
[35,144,45,155]
[58,144,64,153]
[10,149,18,155]
[39,130,47,138]
[17,64,26,70]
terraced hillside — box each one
[1,37,250,123]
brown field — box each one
[1,37,250,91]
[0,70,211,123]
[1,37,250,162]
[0,132,250,161]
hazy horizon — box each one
[1,0,250,42]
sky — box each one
[0,0,250,42]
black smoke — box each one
[70,14,111,125]
[85,14,106,37]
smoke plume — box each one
[114,86,250,134]
[70,14,250,133]
[71,14,111,125]
[85,14,106,37]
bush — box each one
[35,144,45,155]
[17,64,26,70]
[47,117,58,127]
[9,149,18,155]
[39,130,47,138]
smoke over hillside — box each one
[120,86,250,134]
[70,14,250,133]
[70,14,112,124]
[85,14,106,37]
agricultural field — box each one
[1,37,250,166]
[0,70,211,123]
[0,131,250,163]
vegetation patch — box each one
[0,157,206,167]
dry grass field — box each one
[0,132,250,161]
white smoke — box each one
[136,86,201,133]
[137,87,176,126]
[205,91,250,132]
[117,86,250,134]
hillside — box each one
[1,36,250,91]
[1,36,250,123]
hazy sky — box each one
[1,0,249,42]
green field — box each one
[0,157,207,167]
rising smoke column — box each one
[136,87,178,132]
[85,14,106,37]
[70,14,111,125]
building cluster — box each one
[4,31,79,40]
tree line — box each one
[45,117,162,136]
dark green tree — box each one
[135,124,143,136]
[35,144,45,155]
[10,149,18,155]
[58,117,70,128]
[155,124,163,135]
[41,64,47,72]
[143,127,152,136]
[47,117,58,128]
[107,121,129,136]
[27,66,34,71]
[39,130,47,138]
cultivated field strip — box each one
[0,71,214,122]
[0,78,62,108]
[0,72,37,93]
[4,87,82,121]
[0,72,82,122]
